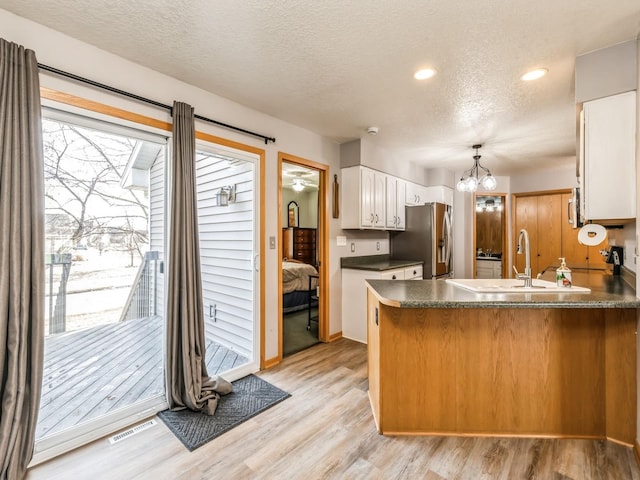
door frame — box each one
[473,193,508,278]
[278,152,330,358]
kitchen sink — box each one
[445,278,591,293]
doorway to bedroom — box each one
[279,154,328,357]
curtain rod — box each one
[37,63,276,145]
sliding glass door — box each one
[34,110,168,462]
[195,143,260,380]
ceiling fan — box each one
[283,169,318,191]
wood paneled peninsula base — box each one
[365,275,638,446]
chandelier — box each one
[456,144,496,192]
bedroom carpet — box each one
[158,374,290,451]
[283,307,319,356]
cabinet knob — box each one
[392,275,397,280]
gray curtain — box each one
[0,39,45,479]
[166,101,231,415]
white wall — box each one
[0,9,342,362]
[341,137,429,185]
[453,174,511,278]
[509,161,577,193]
[576,40,637,103]
[282,188,318,229]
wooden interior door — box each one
[514,193,563,277]
[536,194,562,275]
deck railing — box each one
[119,251,160,322]
[45,253,72,334]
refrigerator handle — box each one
[443,209,452,267]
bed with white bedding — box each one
[282,260,318,313]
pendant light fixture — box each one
[456,144,497,192]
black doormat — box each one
[158,374,290,451]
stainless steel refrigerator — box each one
[390,202,453,279]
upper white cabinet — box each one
[395,179,406,229]
[385,177,406,230]
[405,183,453,206]
[423,186,454,206]
[342,166,386,229]
[581,90,636,222]
[341,166,408,230]
[405,182,429,205]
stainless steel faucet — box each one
[516,229,532,287]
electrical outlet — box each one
[350,242,356,253]
[376,241,380,251]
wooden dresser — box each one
[283,227,317,265]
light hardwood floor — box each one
[28,339,640,480]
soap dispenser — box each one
[556,258,572,288]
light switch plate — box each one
[269,236,276,249]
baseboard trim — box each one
[263,356,281,369]
[634,440,640,469]
[328,331,343,342]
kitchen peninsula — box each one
[365,271,639,445]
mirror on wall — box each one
[474,195,506,279]
[287,201,299,227]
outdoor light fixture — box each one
[214,185,236,206]
[456,144,497,193]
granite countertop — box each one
[341,254,423,272]
[366,269,640,309]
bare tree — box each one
[43,120,150,262]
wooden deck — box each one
[37,316,248,439]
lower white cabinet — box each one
[476,259,502,279]
[342,265,422,343]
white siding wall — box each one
[196,155,255,359]
[149,149,165,318]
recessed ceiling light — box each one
[414,68,437,80]
[521,68,548,81]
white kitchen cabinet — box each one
[342,265,421,343]
[422,186,454,206]
[385,177,406,230]
[403,264,423,279]
[405,182,429,205]
[385,175,397,230]
[396,179,406,230]
[341,166,387,229]
[476,259,502,279]
[581,90,636,222]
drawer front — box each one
[379,269,404,280]
[404,265,423,280]
[294,229,315,239]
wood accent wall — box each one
[367,291,637,445]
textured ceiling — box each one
[3,1,640,175]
